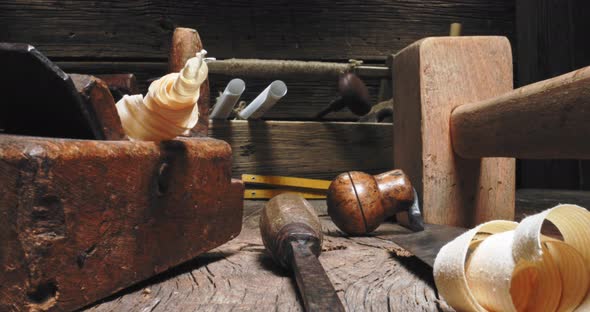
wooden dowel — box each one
[168,27,210,135]
[169,27,201,73]
[451,65,590,159]
[449,23,462,36]
[207,58,390,79]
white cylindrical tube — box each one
[238,80,287,119]
[210,78,246,119]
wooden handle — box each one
[259,193,323,269]
[168,27,210,135]
[327,169,414,235]
[374,170,414,215]
[169,27,201,72]
[449,23,462,36]
[451,65,590,159]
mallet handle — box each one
[169,27,201,73]
[451,65,590,159]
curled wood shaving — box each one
[434,205,590,312]
[116,50,208,141]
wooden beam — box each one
[451,65,590,159]
[0,0,515,60]
[393,37,515,227]
[208,59,390,79]
[209,120,392,180]
[58,62,380,121]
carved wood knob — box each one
[327,169,414,235]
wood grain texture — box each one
[0,0,514,60]
[326,170,415,235]
[168,28,201,73]
[82,191,578,312]
[96,74,140,101]
[259,194,323,269]
[60,62,379,121]
[515,188,590,221]
[85,200,452,312]
[515,0,590,189]
[70,74,126,140]
[209,120,393,180]
[393,37,515,227]
[451,65,590,159]
[0,135,242,312]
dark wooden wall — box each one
[0,0,515,121]
[20,1,590,188]
[516,0,590,190]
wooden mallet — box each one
[393,36,590,227]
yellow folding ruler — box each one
[242,174,331,199]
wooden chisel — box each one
[259,193,346,312]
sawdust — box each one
[387,245,413,257]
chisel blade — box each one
[290,241,346,312]
[384,223,467,267]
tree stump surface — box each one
[85,200,452,312]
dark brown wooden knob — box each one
[315,73,371,119]
[259,193,323,269]
[338,73,371,116]
[327,169,414,235]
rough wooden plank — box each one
[209,120,393,180]
[0,135,242,312]
[60,61,380,121]
[393,37,515,227]
[0,0,514,60]
[85,200,452,312]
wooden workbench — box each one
[85,190,590,311]
[85,200,452,311]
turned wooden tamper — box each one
[327,169,424,235]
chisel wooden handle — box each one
[260,194,345,312]
[260,193,323,269]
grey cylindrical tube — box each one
[210,78,245,119]
[238,80,287,119]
